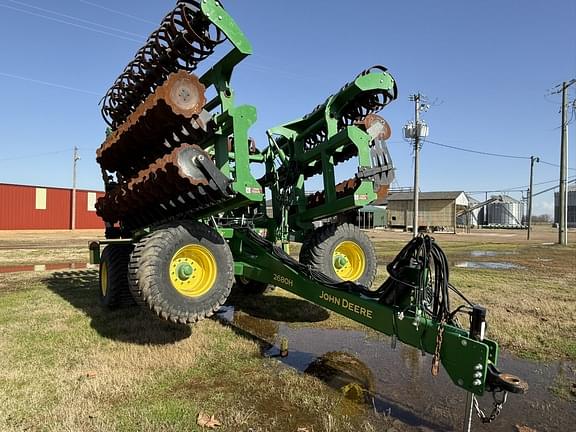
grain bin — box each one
[485,195,524,227]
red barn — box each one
[0,183,105,230]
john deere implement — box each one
[90,1,526,428]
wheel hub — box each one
[169,244,217,297]
[176,262,194,281]
[334,255,349,269]
[332,241,366,281]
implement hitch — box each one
[230,229,527,422]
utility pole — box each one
[404,93,429,238]
[71,146,80,230]
[412,94,421,238]
[527,156,539,240]
[552,79,575,245]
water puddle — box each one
[217,304,575,432]
[0,262,96,274]
[454,261,523,270]
[469,250,517,257]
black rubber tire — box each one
[128,221,234,324]
[234,276,270,295]
[299,223,377,288]
[99,244,134,308]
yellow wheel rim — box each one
[169,244,217,297]
[100,261,108,296]
[332,241,366,281]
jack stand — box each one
[463,391,474,432]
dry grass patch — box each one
[0,247,89,266]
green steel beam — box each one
[264,69,397,237]
[200,0,252,55]
[292,181,376,224]
[229,229,499,396]
[269,69,395,145]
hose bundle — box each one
[376,234,472,324]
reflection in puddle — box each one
[454,261,523,270]
[469,250,517,257]
[305,351,374,405]
[217,303,575,432]
[0,262,96,274]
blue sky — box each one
[0,0,574,216]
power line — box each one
[531,178,576,199]
[423,138,575,170]
[0,71,100,95]
[5,0,144,38]
[3,2,321,86]
[466,175,576,194]
[423,139,530,160]
[548,78,576,95]
[539,159,576,171]
[543,92,563,106]
[0,148,72,162]
[514,175,576,191]
[0,3,142,43]
[78,0,157,25]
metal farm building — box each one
[387,191,468,232]
[554,185,576,228]
[0,183,105,230]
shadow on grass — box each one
[226,287,330,323]
[43,270,191,344]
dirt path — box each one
[0,229,104,249]
[368,225,575,244]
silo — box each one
[477,206,486,226]
[485,195,524,227]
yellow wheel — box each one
[99,244,134,308]
[129,221,234,324]
[169,245,217,297]
[300,223,377,288]
[100,261,108,297]
[332,241,366,282]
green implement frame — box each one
[265,67,397,241]
[195,0,264,209]
[225,228,498,397]
[92,1,526,422]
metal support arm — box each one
[229,228,500,396]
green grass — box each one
[0,270,397,432]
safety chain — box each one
[431,316,446,376]
[473,390,508,423]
